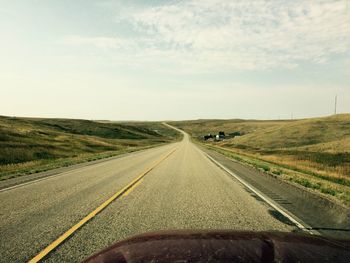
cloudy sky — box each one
[1,0,349,120]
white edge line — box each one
[159,124,317,235]
[0,168,84,193]
[204,152,318,235]
[0,143,174,193]
[0,158,123,193]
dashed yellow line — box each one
[28,148,177,263]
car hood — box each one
[83,230,350,263]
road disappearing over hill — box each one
[0,124,340,262]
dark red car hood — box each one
[83,230,350,263]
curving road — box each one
[0,126,294,262]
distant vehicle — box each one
[83,230,350,263]
[218,131,225,139]
[203,134,213,140]
[213,131,225,141]
[204,132,225,141]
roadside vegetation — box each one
[0,116,180,180]
[171,114,350,206]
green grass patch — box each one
[203,143,347,204]
[212,146,350,187]
[272,169,282,175]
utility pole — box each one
[334,95,337,115]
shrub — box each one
[260,165,270,172]
[297,178,312,188]
[320,188,336,196]
[272,169,282,175]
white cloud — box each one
[62,0,350,72]
[61,35,131,49]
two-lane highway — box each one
[0,127,294,262]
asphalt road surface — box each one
[0,127,307,262]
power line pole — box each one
[334,95,337,115]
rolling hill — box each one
[171,114,350,205]
[0,116,179,180]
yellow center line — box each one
[28,148,177,263]
[122,179,143,197]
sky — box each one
[0,0,349,121]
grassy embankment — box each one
[171,114,350,206]
[0,116,180,180]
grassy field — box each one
[171,114,350,206]
[0,116,180,180]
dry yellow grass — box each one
[0,116,180,180]
[172,114,350,206]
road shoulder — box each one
[0,143,172,192]
[199,145,350,239]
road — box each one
[1,127,298,262]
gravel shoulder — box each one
[199,145,350,239]
[0,144,166,191]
